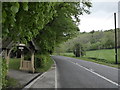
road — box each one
[52,56,119,88]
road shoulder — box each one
[23,64,56,89]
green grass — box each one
[9,58,21,70]
[9,57,54,72]
[5,76,21,88]
[84,49,115,64]
[60,49,119,68]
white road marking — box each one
[23,56,57,89]
[70,61,120,87]
[23,72,47,89]
[88,61,119,70]
[63,56,119,70]
[90,69,94,72]
[53,61,57,89]
[51,56,57,89]
[55,67,57,89]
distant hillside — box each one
[54,29,120,54]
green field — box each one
[60,49,119,68]
[84,49,115,64]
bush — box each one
[88,57,108,63]
[35,54,53,72]
[2,59,8,88]
[35,54,46,68]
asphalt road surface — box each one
[51,56,119,88]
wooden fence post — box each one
[31,51,35,73]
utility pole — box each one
[114,13,118,64]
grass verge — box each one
[5,76,21,88]
[7,55,54,88]
[60,53,119,68]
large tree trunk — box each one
[75,44,80,57]
[76,49,80,57]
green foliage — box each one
[2,2,92,87]
[22,2,28,11]
[73,43,86,57]
[2,2,92,43]
[35,54,54,72]
[90,42,102,50]
[2,1,92,55]
[2,2,58,43]
[5,76,21,88]
[2,59,8,88]
[10,2,20,14]
[9,58,20,70]
[33,2,92,55]
[56,29,118,53]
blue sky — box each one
[78,0,120,32]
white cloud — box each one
[78,16,115,32]
[92,0,120,2]
[78,1,119,32]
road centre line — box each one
[69,61,120,87]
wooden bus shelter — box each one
[2,38,38,73]
[18,41,38,73]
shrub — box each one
[2,59,8,88]
[34,53,53,72]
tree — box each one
[74,43,80,57]
[2,2,58,43]
[2,2,92,43]
[33,2,92,54]
[56,29,117,53]
[2,2,92,87]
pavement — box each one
[52,56,119,88]
[7,64,55,89]
[8,69,42,88]
[27,66,55,88]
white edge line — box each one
[63,56,119,70]
[51,56,57,89]
[87,61,119,70]
[70,61,120,87]
[23,72,47,89]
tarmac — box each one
[24,67,55,89]
[7,64,56,89]
[8,69,42,88]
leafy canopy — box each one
[2,2,92,44]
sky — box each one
[78,0,120,32]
